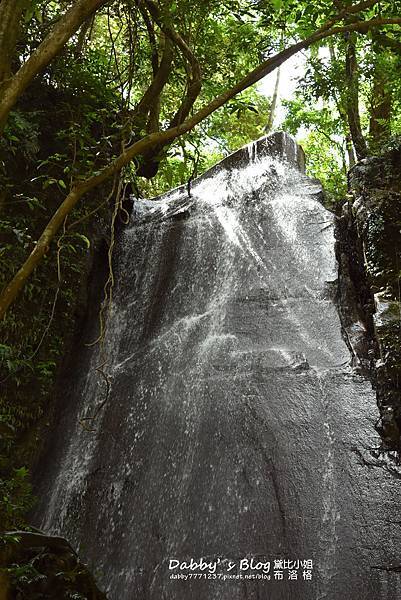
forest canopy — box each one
[1,0,401,588]
[0,0,401,318]
[2,3,401,597]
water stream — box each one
[34,132,401,599]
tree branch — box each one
[0,11,400,318]
[135,0,203,176]
[139,2,159,75]
[0,0,28,86]
[144,0,202,126]
[371,30,401,51]
[144,0,200,71]
[132,35,174,122]
[0,0,109,130]
[74,14,95,60]
[332,0,401,52]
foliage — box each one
[0,467,34,531]
[0,0,400,595]
[299,130,348,206]
[281,97,348,203]
[0,72,118,532]
[144,89,271,195]
[280,18,401,196]
[0,535,106,599]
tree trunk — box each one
[329,43,357,168]
[0,0,108,131]
[0,0,28,87]
[345,34,368,160]
[345,133,356,167]
[74,15,95,60]
[265,67,281,133]
[369,54,392,148]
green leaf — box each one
[14,466,28,479]
[24,7,35,22]
[271,0,282,10]
[75,234,90,249]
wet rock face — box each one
[33,133,401,600]
[349,147,401,448]
[334,203,375,372]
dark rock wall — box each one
[348,147,401,449]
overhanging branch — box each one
[144,0,202,127]
[0,10,400,319]
[0,0,109,130]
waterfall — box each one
[34,132,401,600]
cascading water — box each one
[34,132,401,600]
